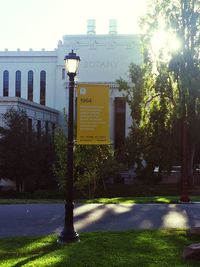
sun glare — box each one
[151,30,181,62]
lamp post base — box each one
[57,229,80,244]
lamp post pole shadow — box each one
[58,50,80,244]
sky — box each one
[0,0,147,51]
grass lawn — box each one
[1,195,200,204]
[0,230,199,267]
[84,195,200,204]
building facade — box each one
[0,20,142,146]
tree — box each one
[118,0,200,185]
[141,0,200,185]
[0,108,29,191]
[0,107,56,192]
[74,144,120,198]
[117,63,177,181]
[53,126,123,198]
[53,126,67,190]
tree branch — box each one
[145,93,176,107]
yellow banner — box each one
[77,84,110,145]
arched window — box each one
[15,70,21,97]
[3,70,9,96]
[40,70,46,105]
[28,70,33,101]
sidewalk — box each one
[0,203,200,237]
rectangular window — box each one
[3,71,9,96]
[28,118,32,133]
[37,120,41,139]
[45,121,49,137]
[40,71,46,105]
[28,71,33,101]
[15,71,21,97]
[52,123,55,139]
[62,68,66,80]
[114,97,126,150]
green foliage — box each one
[117,64,177,181]
[74,144,122,198]
[117,63,146,126]
[0,230,198,267]
[53,127,67,190]
[0,107,56,192]
[53,127,123,198]
[118,0,200,183]
[0,108,29,191]
[141,0,200,183]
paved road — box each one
[0,203,200,237]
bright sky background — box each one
[0,0,147,51]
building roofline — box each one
[0,97,59,114]
[63,33,140,39]
[0,51,57,56]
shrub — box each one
[53,127,125,198]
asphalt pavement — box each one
[0,203,200,238]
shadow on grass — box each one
[47,230,200,267]
[0,235,60,267]
[1,202,200,266]
[11,249,55,267]
[1,230,200,267]
[6,231,200,267]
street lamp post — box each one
[58,50,80,243]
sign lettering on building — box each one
[77,84,110,145]
[83,61,119,69]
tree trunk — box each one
[180,118,190,202]
[187,143,195,186]
[16,180,20,192]
[16,178,24,192]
